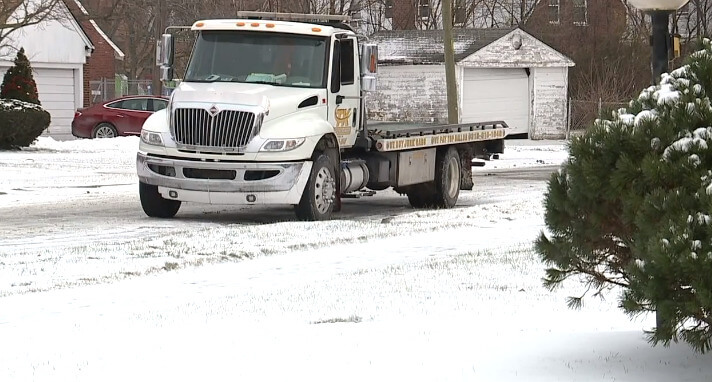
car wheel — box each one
[93,123,118,138]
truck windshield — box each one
[184,31,328,88]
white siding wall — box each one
[0,17,89,64]
[531,67,568,139]
[367,65,449,124]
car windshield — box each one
[184,30,328,88]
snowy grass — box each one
[2,136,711,381]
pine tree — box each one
[537,39,712,353]
[1,48,41,105]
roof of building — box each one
[368,28,513,64]
[65,0,125,60]
[459,28,575,68]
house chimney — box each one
[393,0,416,30]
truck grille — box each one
[171,108,258,149]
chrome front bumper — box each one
[136,152,312,205]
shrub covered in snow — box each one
[537,39,712,353]
[0,99,50,149]
[0,48,49,149]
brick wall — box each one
[367,64,448,123]
[63,0,117,107]
[81,26,117,107]
[392,0,416,30]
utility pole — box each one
[442,0,458,124]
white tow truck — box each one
[137,12,508,221]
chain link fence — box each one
[89,78,153,106]
[567,98,630,138]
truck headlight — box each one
[260,138,305,152]
[141,130,164,146]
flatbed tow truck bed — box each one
[367,121,509,152]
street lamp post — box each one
[627,0,688,331]
[628,0,688,85]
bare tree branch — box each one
[0,0,66,54]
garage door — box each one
[461,68,530,136]
[34,68,76,137]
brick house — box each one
[63,0,124,107]
[524,0,643,131]
[524,0,627,50]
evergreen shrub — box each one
[537,39,712,353]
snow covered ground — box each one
[1,137,710,381]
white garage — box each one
[367,28,575,139]
[461,68,530,133]
[33,67,82,134]
[0,0,92,140]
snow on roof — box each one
[459,28,575,68]
[69,0,124,60]
[71,0,90,15]
[368,28,512,65]
[90,20,125,60]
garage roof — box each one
[459,29,575,68]
[370,27,574,68]
[369,28,512,65]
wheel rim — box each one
[95,125,115,138]
[314,167,335,214]
[445,156,459,198]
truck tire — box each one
[295,154,337,221]
[432,147,461,208]
[139,182,181,218]
[406,184,436,208]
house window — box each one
[419,0,430,18]
[548,0,560,24]
[385,0,394,19]
[573,0,587,26]
[454,1,466,25]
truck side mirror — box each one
[331,40,341,94]
[360,44,378,92]
[159,33,174,67]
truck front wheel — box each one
[139,182,181,218]
[295,154,336,221]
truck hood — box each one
[172,81,326,122]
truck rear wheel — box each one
[405,147,460,209]
[295,154,336,221]
[406,184,436,208]
[432,147,461,208]
[139,182,181,218]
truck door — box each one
[328,36,360,148]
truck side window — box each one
[340,39,354,85]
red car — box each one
[72,95,169,138]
